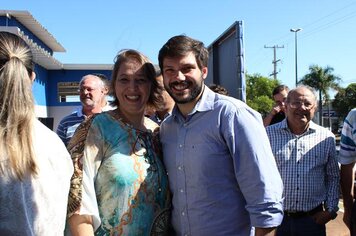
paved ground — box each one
[326,211,350,236]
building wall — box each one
[33,64,49,117]
[1,13,113,131]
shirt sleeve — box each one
[77,122,104,231]
[325,135,340,212]
[66,116,103,231]
[223,106,284,228]
[339,110,356,164]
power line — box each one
[301,10,356,39]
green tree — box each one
[246,74,280,117]
[298,65,341,125]
[332,83,356,119]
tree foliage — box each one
[332,83,356,119]
[298,65,341,100]
[246,74,280,117]
[298,65,341,124]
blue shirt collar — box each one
[72,107,85,118]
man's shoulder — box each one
[266,121,285,135]
[58,111,84,126]
[311,122,335,137]
[214,94,246,108]
[348,108,356,116]
[213,95,260,117]
[346,108,356,124]
[60,111,81,120]
[266,122,281,131]
[160,113,175,129]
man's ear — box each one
[30,71,36,82]
[202,67,208,79]
[103,86,109,95]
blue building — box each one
[0,10,113,130]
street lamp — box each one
[290,28,302,86]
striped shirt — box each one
[56,109,85,146]
[339,108,356,164]
[266,119,339,212]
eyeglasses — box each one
[78,87,98,93]
[288,101,315,110]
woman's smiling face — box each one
[115,58,151,118]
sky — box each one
[2,0,356,90]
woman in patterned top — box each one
[67,49,171,236]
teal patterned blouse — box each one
[67,110,170,236]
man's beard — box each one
[81,97,95,107]
[166,76,204,104]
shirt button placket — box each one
[177,122,189,234]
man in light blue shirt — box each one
[158,35,283,236]
[339,108,356,235]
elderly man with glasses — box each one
[56,74,112,146]
[266,85,340,236]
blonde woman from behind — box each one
[0,31,73,236]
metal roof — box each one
[0,26,64,69]
[0,10,113,71]
[0,10,65,52]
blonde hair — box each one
[0,32,37,180]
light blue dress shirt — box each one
[160,86,284,236]
[339,108,356,164]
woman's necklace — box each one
[110,108,149,132]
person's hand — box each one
[311,211,334,225]
[263,105,282,126]
[270,104,282,115]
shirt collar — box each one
[194,85,215,112]
[73,107,85,118]
[281,118,317,134]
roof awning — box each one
[0,26,64,69]
[0,10,65,52]
[0,10,113,71]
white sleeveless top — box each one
[0,120,73,236]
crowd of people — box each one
[0,31,355,236]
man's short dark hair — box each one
[272,85,289,96]
[158,35,209,72]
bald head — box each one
[285,85,318,135]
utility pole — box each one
[264,45,284,80]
